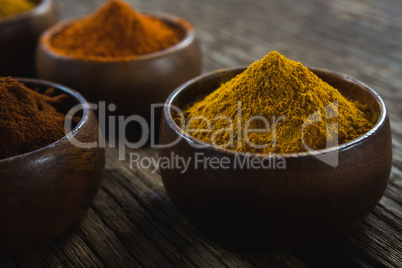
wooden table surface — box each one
[2,0,402,267]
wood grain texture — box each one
[1,0,401,267]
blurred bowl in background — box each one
[0,78,105,257]
[36,12,202,118]
[0,0,58,77]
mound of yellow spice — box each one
[182,51,375,154]
[0,0,36,18]
[49,0,184,61]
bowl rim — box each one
[0,0,52,25]
[0,77,91,163]
[39,11,196,63]
[163,66,388,159]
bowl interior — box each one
[166,67,384,155]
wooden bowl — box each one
[0,0,58,77]
[0,78,105,257]
[159,67,393,248]
[36,13,202,118]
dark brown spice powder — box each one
[0,77,72,159]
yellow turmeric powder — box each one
[181,51,375,154]
[0,0,36,19]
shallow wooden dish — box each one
[0,0,58,77]
[159,67,393,248]
[36,12,202,118]
[0,78,105,257]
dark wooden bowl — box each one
[0,78,105,257]
[36,13,202,118]
[0,0,58,77]
[159,67,393,248]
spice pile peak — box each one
[182,51,375,154]
[49,0,184,61]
